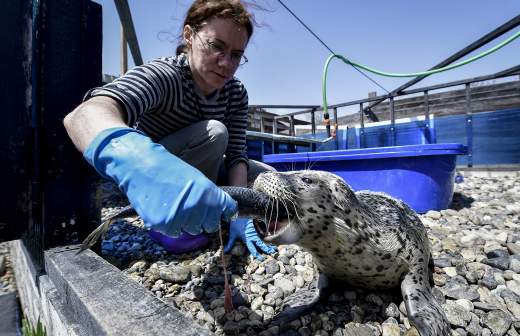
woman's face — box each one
[184,17,249,96]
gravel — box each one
[99,172,520,335]
[0,242,16,295]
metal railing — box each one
[249,65,520,164]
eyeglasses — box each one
[194,32,248,67]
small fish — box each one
[217,224,234,313]
[76,186,283,255]
[76,205,136,255]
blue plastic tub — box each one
[262,143,467,213]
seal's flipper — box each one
[271,273,328,326]
[401,271,450,336]
[271,288,320,325]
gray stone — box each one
[222,320,239,333]
[0,255,6,277]
[432,287,446,304]
[159,266,191,283]
[265,287,284,302]
[382,320,400,336]
[280,246,297,258]
[351,305,365,323]
[444,285,480,301]
[297,326,312,336]
[443,301,472,327]
[473,301,499,312]
[433,272,448,286]
[506,244,520,255]
[507,280,520,297]
[509,258,520,273]
[143,268,161,288]
[343,323,375,336]
[466,313,482,336]
[274,277,295,297]
[481,310,512,336]
[487,250,511,259]
[384,302,400,319]
[434,258,452,268]
[455,299,474,312]
[454,328,468,336]
[482,328,492,336]
[480,274,499,290]
[499,287,520,303]
[504,296,520,320]
[481,257,511,271]
[127,260,147,273]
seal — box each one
[252,170,451,336]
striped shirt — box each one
[84,53,249,169]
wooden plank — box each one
[113,0,143,66]
[45,246,212,336]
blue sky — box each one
[94,1,520,116]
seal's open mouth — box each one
[220,185,297,240]
[253,203,294,239]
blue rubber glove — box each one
[84,127,238,236]
[224,218,276,261]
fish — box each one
[76,186,284,255]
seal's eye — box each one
[301,177,313,184]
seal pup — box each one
[253,170,450,336]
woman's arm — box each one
[63,96,127,152]
[227,161,248,187]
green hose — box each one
[322,30,520,115]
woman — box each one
[64,0,275,260]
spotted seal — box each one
[252,170,450,336]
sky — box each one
[94,0,520,117]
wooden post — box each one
[120,23,127,75]
[465,83,473,167]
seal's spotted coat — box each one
[253,170,450,336]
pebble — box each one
[95,173,520,335]
[0,243,16,295]
[0,256,5,277]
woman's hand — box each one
[224,217,276,261]
[84,127,238,236]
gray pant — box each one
[159,120,274,185]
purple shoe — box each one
[148,230,211,254]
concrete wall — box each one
[11,240,213,336]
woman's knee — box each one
[207,120,228,153]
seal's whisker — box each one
[262,199,273,233]
[287,199,305,231]
[282,189,303,200]
[274,198,280,234]
[306,159,319,171]
[280,197,299,233]
[264,200,274,224]
[268,198,275,229]
[262,199,271,233]
[277,198,289,233]
[287,198,304,223]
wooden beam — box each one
[114,0,143,66]
[120,22,127,75]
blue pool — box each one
[263,143,468,213]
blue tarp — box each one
[247,108,520,166]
